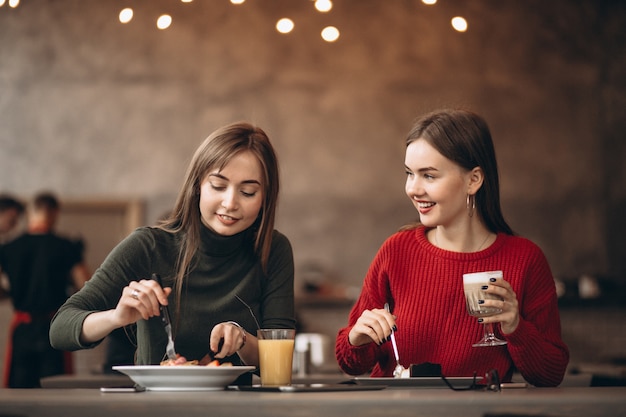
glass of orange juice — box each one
[257,329,296,386]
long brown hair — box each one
[156,121,280,307]
[406,109,513,235]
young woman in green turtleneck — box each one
[50,122,295,367]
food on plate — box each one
[160,357,198,366]
[160,353,232,367]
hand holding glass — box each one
[463,271,507,347]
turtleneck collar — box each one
[199,224,255,257]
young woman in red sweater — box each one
[335,109,569,387]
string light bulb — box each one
[276,18,295,34]
[314,0,332,13]
[451,16,468,32]
[321,26,339,42]
[157,14,172,30]
[119,8,133,24]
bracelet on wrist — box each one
[227,321,246,350]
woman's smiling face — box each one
[199,150,264,236]
[404,139,473,229]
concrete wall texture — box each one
[1,0,625,289]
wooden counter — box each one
[0,386,624,417]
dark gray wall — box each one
[1,0,625,289]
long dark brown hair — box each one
[156,121,280,306]
[406,109,514,235]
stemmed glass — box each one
[463,271,507,347]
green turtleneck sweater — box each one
[49,225,295,365]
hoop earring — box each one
[467,194,475,218]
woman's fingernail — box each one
[489,278,496,282]
[481,285,488,290]
[387,335,392,341]
[392,325,398,332]
[478,318,484,323]
[478,300,485,304]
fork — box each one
[163,321,176,361]
[152,273,177,361]
[384,303,404,378]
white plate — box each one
[113,365,256,391]
[353,376,475,388]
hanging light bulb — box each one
[315,0,332,13]
[451,16,468,32]
[119,8,133,24]
[157,14,172,30]
[276,18,295,34]
[321,26,339,42]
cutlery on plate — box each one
[152,273,177,361]
[384,302,404,378]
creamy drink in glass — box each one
[463,270,507,347]
[257,329,296,386]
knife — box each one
[152,273,177,361]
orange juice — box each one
[258,338,295,386]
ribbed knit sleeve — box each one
[501,246,569,387]
[335,226,569,386]
[335,259,388,375]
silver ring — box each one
[131,289,140,300]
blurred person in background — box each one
[0,192,90,388]
[0,194,26,297]
[0,194,25,244]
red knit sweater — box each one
[335,226,569,387]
